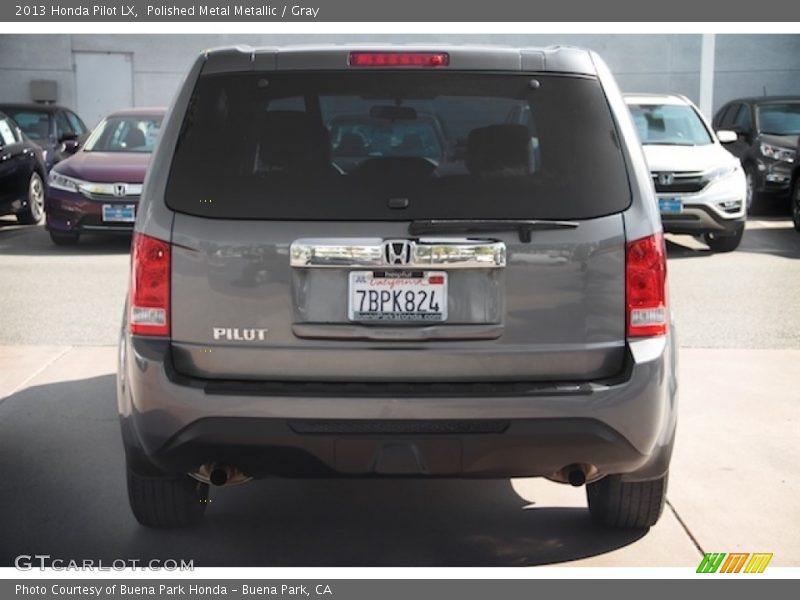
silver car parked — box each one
[117,46,678,529]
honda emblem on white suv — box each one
[657,172,674,186]
[383,240,412,265]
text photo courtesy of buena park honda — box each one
[0,33,798,568]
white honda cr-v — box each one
[625,94,746,252]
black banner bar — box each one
[2,0,800,22]
[2,579,787,600]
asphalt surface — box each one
[1,216,799,567]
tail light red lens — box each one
[349,52,449,67]
[626,233,668,337]
[129,233,170,336]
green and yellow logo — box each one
[697,552,773,573]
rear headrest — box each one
[257,110,331,173]
[123,127,146,149]
[466,124,533,177]
[34,118,50,138]
[335,132,367,157]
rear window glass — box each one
[166,72,630,220]
[6,110,50,141]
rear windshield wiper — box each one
[409,219,579,243]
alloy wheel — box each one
[28,173,44,221]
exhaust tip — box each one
[566,464,587,487]
[209,466,230,486]
[190,463,253,487]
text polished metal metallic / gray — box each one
[290,238,507,269]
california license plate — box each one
[348,271,448,322]
[102,204,136,222]
[658,198,683,214]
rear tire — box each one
[586,473,668,529]
[49,230,79,245]
[704,223,744,253]
[791,179,800,232]
[126,468,209,528]
[16,172,45,225]
[744,165,762,214]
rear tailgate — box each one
[164,67,631,383]
[170,215,625,382]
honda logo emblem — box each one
[657,172,675,186]
[383,240,412,266]
[113,183,128,197]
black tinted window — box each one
[716,104,735,128]
[66,111,87,135]
[55,111,72,138]
[756,103,800,135]
[733,104,752,131]
[166,72,630,220]
[6,109,50,141]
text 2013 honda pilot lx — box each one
[118,46,678,530]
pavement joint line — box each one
[666,498,705,557]
[0,345,74,404]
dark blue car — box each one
[0,103,89,172]
[0,109,47,224]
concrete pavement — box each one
[1,344,797,566]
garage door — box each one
[74,52,133,130]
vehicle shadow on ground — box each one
[666,218,800,260]
[0,222,131,256]
[0,374,647,567]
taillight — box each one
[129,233,170,336]
[626,233,667,337]
[349,52,449,67]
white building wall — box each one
[2,34,800,122]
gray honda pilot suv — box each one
[118,45,678,530]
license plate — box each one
[102,204,136,222]
[658,198,683,214]
[348,271,448,322]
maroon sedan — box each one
[45,108,165,245]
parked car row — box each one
[0,103,88,172]
[625,94,747,252]
[2,93,798,250]
[46,108,164,245]
[712,97,799,216]
[0,105,164,244]
[623,93,800,252]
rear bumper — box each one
[118,333,678,482]
[135,417,650,480]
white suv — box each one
[625,94,746,252]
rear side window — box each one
[66,111,87,135]
[733,104,752,132]
[166,72,630,220]
[55,111,72,139]
[7,110,51,141]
